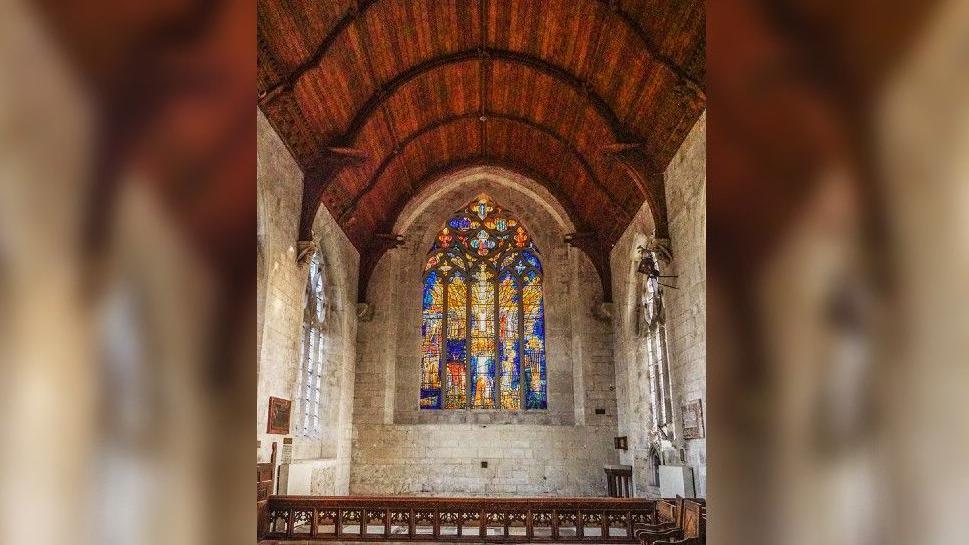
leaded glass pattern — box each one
[497,270,520,410]
[444,273,468,409]
[298,251,327,437]
[640,250,674,438]
[521,269,547,409]
[419,270,444,408]
[420,195,547,410]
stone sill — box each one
[288,457,343,465]
[395,410,577,427]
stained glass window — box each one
[420,195,547,410]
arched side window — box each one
[648,446,662,486]
[638,249,675,438]
[420,195,547,411]
[297,251,327,437]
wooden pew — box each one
[633,496,682,538]
[638,499,705,545]
[257,443,277,540]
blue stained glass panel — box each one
[522,270,547,409]
[521,250,542,271]
[420,271,444,408]
[444,273,468,409]
[470,267,496,408]
[497,271,521,409]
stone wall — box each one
[257,110,359,494]
[610,200,658,497]
[611,113,706,497]
[350,424,617,496]
[350,167,619,496]
[664,114,707,495]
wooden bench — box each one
[633,496,682,540]
[635,498,705,545]
[257,443,277,539]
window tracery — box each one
[420,195,547,410]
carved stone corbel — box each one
[592,302,614,322]
[355,302,374,322]
[296,239,316,266]
[601,142,669,240]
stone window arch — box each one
[649,446,662,486]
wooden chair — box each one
[604,465,633,498]
[654,496,681,526]
[633,496,683,540]
[256,443,277,539]
[644,500,705,545]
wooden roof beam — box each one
[257,0,704,103]
[296,147,369,243]
[601,142,669,239]
[296,48,639,201]
[339,48,631,142]
[336,112,630,224]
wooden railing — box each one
[263,496,656,542]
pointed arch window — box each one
[297,251,327,437]
[648,446,662,486]
[420,195,547,410]
[638,249,674,438]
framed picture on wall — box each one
[267,396,292,435]
[681,399,704,439]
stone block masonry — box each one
[350,424,618,496]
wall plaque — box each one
[267,396,292,435]
[681,399,704,439]
[281,437,294,464]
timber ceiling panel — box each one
[258,0,352,69]
[621,0,705,83]
[486,0,601,76]
[364,0,482,82]
[487,62,579,137]
[258,0,706,300]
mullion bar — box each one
[659,324,674,425]
[518,271,526,411]
[465,265,473,409]
[492,275,500,409]
[439,273,447,410]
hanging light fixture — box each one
[637,246,679,289]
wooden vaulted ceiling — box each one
[258,0,705,301]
